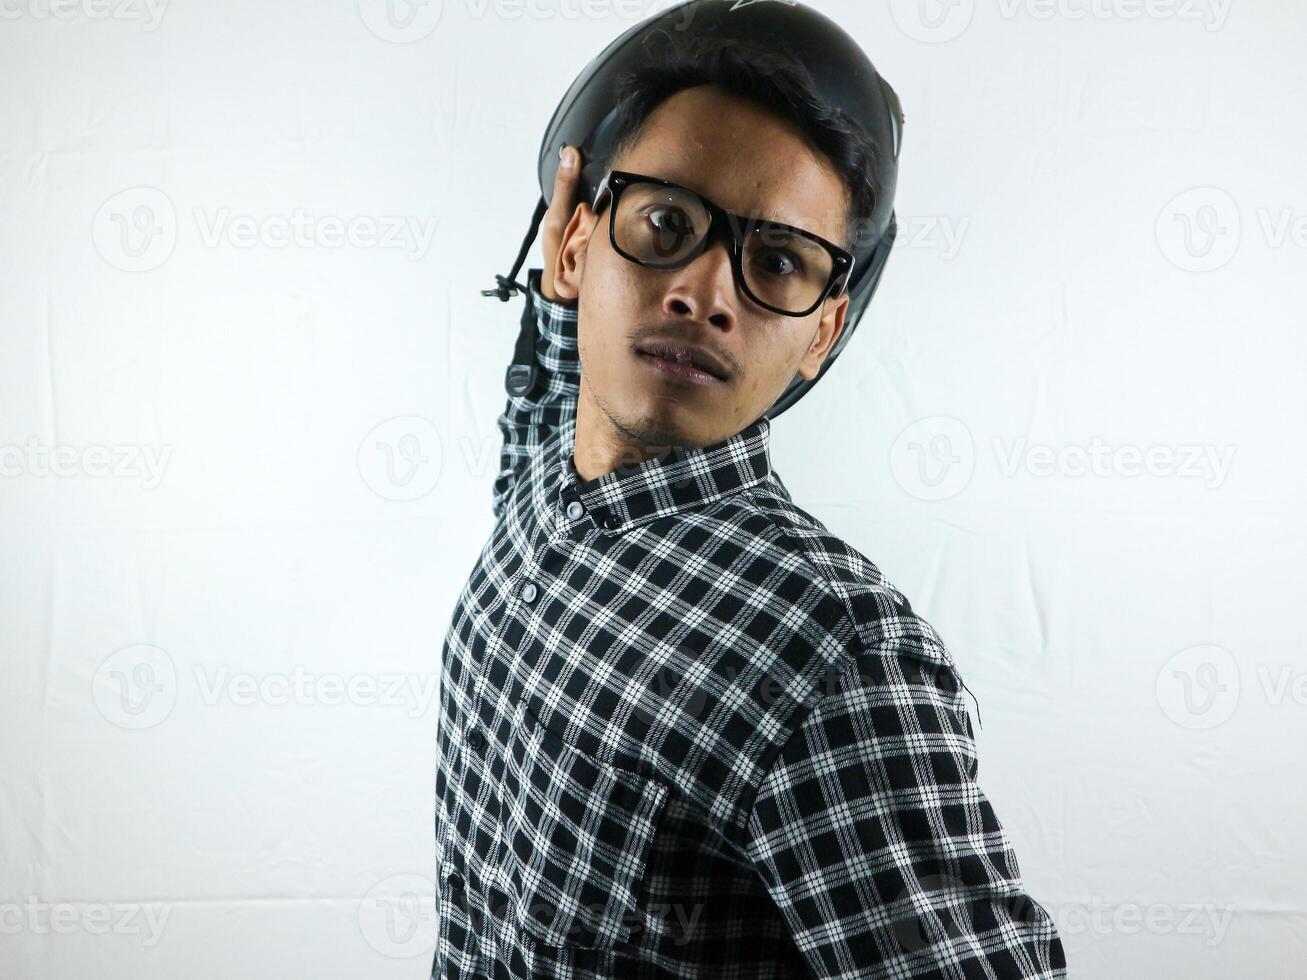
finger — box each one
[546,145,583,231]
[540,145,585,302]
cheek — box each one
[576,314,609,382]
[751,332,792,378]
[576,270,628,377]
[744,329,809,401]
[579,256,649,357]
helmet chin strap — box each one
[483,195,550,398]
[482,194,548,303]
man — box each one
[434,36,1067,980]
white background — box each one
[1,0,1303,977]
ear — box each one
[796,292,849,381]
[553,202,596,303]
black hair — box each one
[599,32,895,252]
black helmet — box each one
[483,0,904,421]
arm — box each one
[491,266,580,520]
[743,617,1067,979]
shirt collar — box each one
[553,412,774,531]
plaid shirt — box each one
[433,268,1067,979]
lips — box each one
[634,341,730,381]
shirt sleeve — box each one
[491,267,580,520]
[742,614,1067,979]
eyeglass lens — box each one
[612,182,835,315]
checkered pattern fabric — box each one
[433,267,1067,978]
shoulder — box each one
[712,482,970,825]
[728,474,956,678]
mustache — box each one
[629,323,737,378]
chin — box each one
[615,404,706,450]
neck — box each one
[572,382,675,484]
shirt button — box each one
[602,514,620,530]
[446,871,464,892]
[566,500,585,520]
[520,582,538,603]
[466,727,486,752]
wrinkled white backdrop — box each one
[1,0,1302,977]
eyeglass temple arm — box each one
[837,251,856,296]
[591,172,613,211]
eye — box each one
[644,206,694,239]
[752,248,804,277]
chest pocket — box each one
[500,700,671,949]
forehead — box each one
[613,85,849,242]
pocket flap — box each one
[500,702,670,948]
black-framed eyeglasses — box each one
[591,169,855,318]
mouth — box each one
[634,342,730,385]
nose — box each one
[661,236,738,330]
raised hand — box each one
[539,144,585,303]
